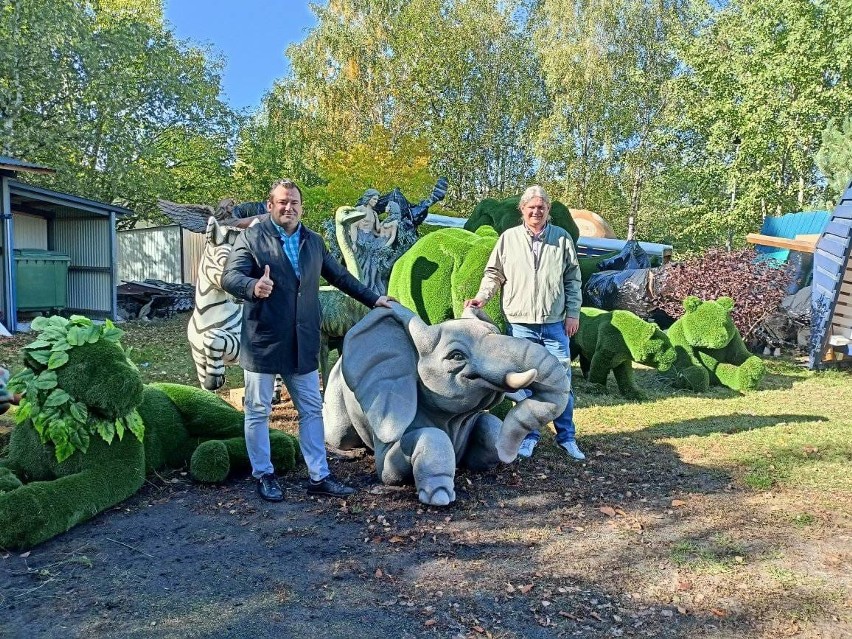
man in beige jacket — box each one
[465,185,584,460]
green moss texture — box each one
[0,322,300,549]
[463,196,580,243]
[571,307,709,399]
[666,297,766,391]
[389,227,607,332]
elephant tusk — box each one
[504,369,536,390]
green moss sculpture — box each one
[0,315,299,549]
[571,308,709,399]
[388,227,607,333]
[464,196,580,242]
[666,296,766,391]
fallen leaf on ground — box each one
[671,499,687,507]
[599,506,617,517]
[506,583,516,593]
[711,608,728,618]
[519,584,534,594]
[388,536,405,543]
[374,568,383,578]
[424,619,437,627]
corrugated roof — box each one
[8,179,133,217]
[0,155,55,175]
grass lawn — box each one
[1,313,850,637]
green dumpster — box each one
[13,249,71,312]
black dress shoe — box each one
[307,474,355,497]
[257,473,284,502]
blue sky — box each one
[164,1,317,111]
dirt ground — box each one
[1,395,849,639]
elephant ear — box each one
[341,307,419,445]
[460,306,500,333]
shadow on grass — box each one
[572,363,808,408]
[636,413,828,440]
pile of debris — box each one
[117,280,195,320]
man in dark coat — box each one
[222,179,393,501]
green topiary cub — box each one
[0,315,299,549]
[571,307,709,400]
[666,296,766,391]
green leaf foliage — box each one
[11,315,146,460]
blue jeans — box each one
[244,369,329,481]
[507,321,576,444]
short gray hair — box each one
[518,185,551,210]
[268,178,303,202]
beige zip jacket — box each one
[475,223,582,323]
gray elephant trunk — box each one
[494,339,570,463]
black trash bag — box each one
[584,266,666,321]
[595,240,651,271]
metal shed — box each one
[810,178,852,367]
[0,156,132,332]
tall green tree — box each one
[532,0,677,235]
[0,0,238,221]
[278,0,544,211]
[816,116,852,204]
[655,0,852,249]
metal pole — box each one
[1,176,17,332]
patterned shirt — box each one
[524,222,548,271]
[272,220,302,280]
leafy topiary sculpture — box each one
[0,315,299,549]
[464,195,580,241]
[571,307,709,399]
[666,297,766,391]
[388,227,609,333]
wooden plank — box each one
[831,314,852,329]
[814,251,844,271]
[746,233,816,252]
[818,236,851,259]
[794,233,822,244]
[825,220,852,237]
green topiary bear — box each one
[666,296,766,391]
[570,307,710,399]
[388,227,611,333]
[0,315,299,549]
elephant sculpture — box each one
[322,303,570,506]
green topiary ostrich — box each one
[0,315,299,550]
[571,307,709,399]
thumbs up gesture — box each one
[254,264,274,299]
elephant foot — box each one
[416,474,456,506]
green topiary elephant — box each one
[388,227,612,333]
[666,296,766,391]
[464,195,580,240]
[570,307,709,399]
[0,315,299,550]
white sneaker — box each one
[559,440,586,461]
[517,438,538,459]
